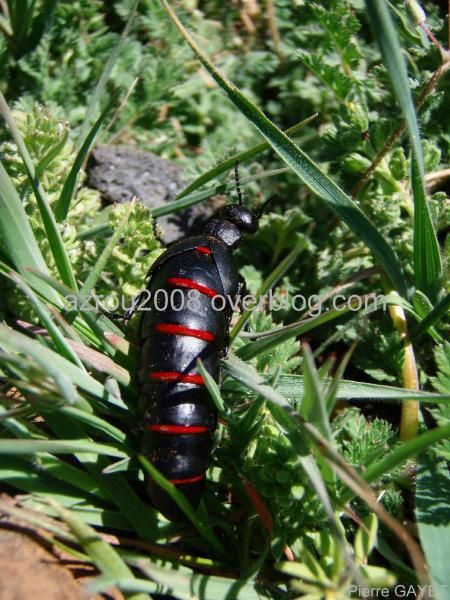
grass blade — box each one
[55,101,113,222]
[365,0,442,302]
[58,406,127,444]
[224,368,450,403]
[41,409,163,543]
[48,500,147,600]
[25,499,131,530]
[224,354,288,407]
[303,420,428,584]
[0,439,127,457]
[0,467,100,509]
[6,270,84,368]
[90,466,163,542]
[76,0,139,151]
[0,325,128,409]
[0,161,60,303]
[411,157,442,302]
[160,0,407,297]
[139,456,230,562]
[65,340,130,386]
[1,453,110,503]
[0,498,76,543]
[6,0,57,58]
[376,537,417,585]
[27,268,126,353]
[79,201,134,298]
[235,292,429,361]
[152,167,288,218]
[20,0,57,57]
[94,559,266,599]
[0,13,13,37]
[416,452,450,600]
[230,240,305,341]
[88,577,157,597]
[301,345,331,440]
[197,358,228,417]
[224,353,353,569]
[269,374,449,403]
[36,127,69,176]
[0,326,79,407]
[324,344,355,415]
[410,293,450,340]
[339,422,450,506]
[235,294,383,360]
[365,0,423,165]
[299,345,336,490]
[176,114,318,199]
[0,92,78,291]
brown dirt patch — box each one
[0,525,89,600]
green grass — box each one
[0,0,449,598]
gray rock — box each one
[86,144,223,243]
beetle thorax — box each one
[205,219,241,248]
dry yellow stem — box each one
[387,294,420,442]
[265,0,283,60]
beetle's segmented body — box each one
[138,234,242,520]
[138,196,264,520]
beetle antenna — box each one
[256,195,278,219]
[234,161,243,206]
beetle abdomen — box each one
[139,240,229,520]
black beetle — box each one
[106,164,273,520]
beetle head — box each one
[204,162,278,248]
[220,204,259,234]
[205,204,258,249]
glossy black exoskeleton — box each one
[106,165,272,521]
[138,201,259,520]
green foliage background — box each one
[0,0,449,598]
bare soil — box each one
[0,502,124,600]
[0,525,89,600]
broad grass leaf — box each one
[365,0,442,302]
[161,0,407,297]
[416,452,450,600]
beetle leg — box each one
[236,276,248,314]
[100,289,148,321]
[221,331,231,359]
[220,277,246,357]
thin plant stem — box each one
[448,0,450,49]
[419,22,448,59]
[104,76,140,136]
[383,284,420,442]
[425,167,450,189]
[352,61,450,197]
[266,0,283,60]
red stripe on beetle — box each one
[166,277,218,298]
[148,371,205,385]
[194,245,211,256]
[155,323,215,342]
[169,473,204,485]
[147,424,208,434]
